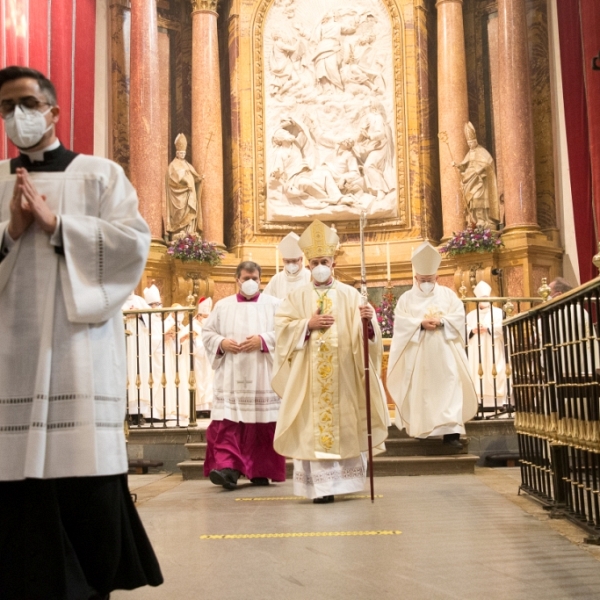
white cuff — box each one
[2,228,16,255]
[49,216,62,247]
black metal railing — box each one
[123,306,199,428]
[504,278,600,539]
[461,297,543,419]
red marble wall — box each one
[0,0,96,159]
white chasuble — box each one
[272,281,388,462]
[386,284,478,439]
[202,294,281,423]
[0,157,150,480]
[263,268,312,300]
[465,306,507,405]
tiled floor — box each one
[113,468,600,600]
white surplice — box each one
[386,284,478,439]
[179,317,214,412]
[263,268,312,300]
[122,294,152,418]
[466,305,507,406]
[0,156,150,480]
[202,294,282,423]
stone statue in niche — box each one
[165,134,203,239]
[263,0,399,222]
[453,122,500,229]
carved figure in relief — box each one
[354,100,394,201]
[453,122,499,228]
[311,12,345,93]
[268,32,301,97]
[320,138,364,195]
[166,134,203,238]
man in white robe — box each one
[387,242,477,448]
[263,231,311,300]
[202,261,285,489]
[0,66,162,598]
[272,220,389,504]
[179,297,214,418]
[123,291,152,423]
[466,281,508,413]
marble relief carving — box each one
[255,0,406,223]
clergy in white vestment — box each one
[386,242,477,449]
[272,220,389,504]
[263,232,311,299]
[0,66,162,598]
[466,281,508,412]
[123,292,153,422]
[180,297,214,417]
[202,261,285,489]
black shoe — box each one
[197,410,211,419]
[209,468,240,490]
[313,495,335,504]
[251,477,270,486]
[442,434,463,449]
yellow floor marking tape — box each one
[200,530,401,540]
[235,494,383,502]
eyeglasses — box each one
[0,97,52,118]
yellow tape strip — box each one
[200,530,401,540]
[235,494,384,502]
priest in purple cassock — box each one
[202,261,285,489]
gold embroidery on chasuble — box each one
[311,287,340,457]
[424,305,443,320]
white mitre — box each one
[473,281,492,298]
[143,284,161,305]
[298,219,339,260]
[197,296,213,315]
[411,242,441,276]
[279,232,302,260]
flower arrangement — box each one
[167,234,225,265]
[376,290,397,338]
[439,226,502,257]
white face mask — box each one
[478,302,490,310]
[312,264,332,283]
[240,279,259,297]
[4,104,53,149]
[284,263,300,275]
[419,282,435,295]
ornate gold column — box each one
[436,0,469,239]
[191,0,224,246]
[129,0,163,240]
[497,0,538,230]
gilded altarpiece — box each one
[228,0,437,269]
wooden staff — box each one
[359,211,375,503]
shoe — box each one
[443,438,463,449]
[251,477,270,486]
[313,495,335,504]
[197,410,211,419]
[209,468,240,490]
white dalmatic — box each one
[466,305,507,407]
[122,294,152,419]
[202,294,281,423]
[0,156,150,480]
[263,267,312,300]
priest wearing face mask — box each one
[263,232,311,300]
[466,281,508,413]
[201,261,285,490]
[272,220,389,504]
[0,66,162,598]
[386,242,477,449]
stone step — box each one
[185,437,470,461]
[178,452,478,481]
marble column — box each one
[497,0,538,230]
[436,0,469,239]
[191,0,224,246]
[129,0,163,240]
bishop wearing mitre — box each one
[272,220,389,504]
[263,232,311,300]
[386,242,477,448]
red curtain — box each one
[0,0,97,158]
[556,0,599,283]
